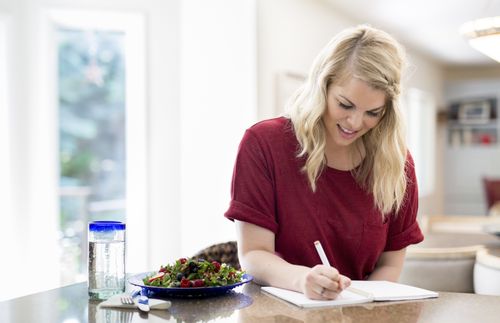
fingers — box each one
[313,264,341,285]
[303,265,351,300]
[316,272,341,291]
[339,274,351,290]
[305,282,341,300]
[317,285,342,300]
[307,284,340,300]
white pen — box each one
[314,240,331,267]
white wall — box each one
[257,0,357,118]
[1,0,60,298]
[403,53,445,216]
[404,52,445,108]
[179,0,257,258]
[0,13,15,302]
[142,0,183,272]
[401,89,436,198]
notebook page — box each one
[261,286,373,308]
[349,280,439,301]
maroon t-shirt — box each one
[224,117,423,280]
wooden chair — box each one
[192,241,240,269]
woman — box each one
[224,25,423,300]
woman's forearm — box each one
[240,249,310,292]
[367,249,406,282]
[367,264,401,282]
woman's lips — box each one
[337,124,358,140]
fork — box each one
[120,295,135,305]
[120,289,141,306]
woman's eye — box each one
[338,101,353,109]
[366,110,381,117]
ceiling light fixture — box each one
[460,16,500,63]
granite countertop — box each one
[2,281,500,323]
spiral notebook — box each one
[261,280,439,308]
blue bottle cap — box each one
[89,221,126,232]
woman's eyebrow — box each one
[339,95,355,106]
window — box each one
[57,28,127,284]
[49,9,147,286]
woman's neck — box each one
[324,138,365,171]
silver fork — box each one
[120,289,141,306]
[120,295,135,305]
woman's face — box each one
[323,77,386,148]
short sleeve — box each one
[224,129,279,234]
[384,152,424,251]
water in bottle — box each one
[88,221,126,300]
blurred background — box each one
[1,0,499,301]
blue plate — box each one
[128,272,253,298]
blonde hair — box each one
[286,25,408,215]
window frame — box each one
[47,9,148,273]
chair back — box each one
[399,245,485,293]
[483,177,500,211]
[192,241,240,269]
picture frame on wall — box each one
[458,100,491,124]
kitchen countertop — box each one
[1,281,500,323]
[418,230,500,256]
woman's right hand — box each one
[235,220,351,299]
[300,265,351,300]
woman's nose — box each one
[346,111,363,129]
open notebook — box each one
[261,280,439,308]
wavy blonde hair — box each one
[286,25,408,215]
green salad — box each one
[143,257,245,288]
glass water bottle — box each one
[88,221,126,300]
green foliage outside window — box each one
[58,28,125,205]
[57,28,126,280]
